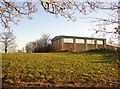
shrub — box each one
[33,45,60,53]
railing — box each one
[106,44,120,52]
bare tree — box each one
[0,31,16,53]
[40,33,51,47]
[26,33,51,52]
[0,0,119,35]
[26,41,37,53]
[0,1,37,29]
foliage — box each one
[33,44,60,53]
[2,52,119,87]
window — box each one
[58,39,62,44]
[97,40,103,44]
[87,39,94,44]
[76,39,84,43]
[64,38,73,43]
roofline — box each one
[51,35,106,41]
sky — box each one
[0,1,119,50]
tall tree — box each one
[0,31,16,53]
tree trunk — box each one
[5,45,7,53]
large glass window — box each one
[87,39,95,44]
[64,38,73,43]
[76,39,84,43]
[97,40,103,44]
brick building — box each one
[51,35,106,52]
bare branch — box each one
[0,0,119,37]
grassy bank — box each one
[2,52,120,88]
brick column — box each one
[73,38,76,52]
[61,37,64,50]
[95,39,98,49]
[84,39,87,51]
[103,39,106,49]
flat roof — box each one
[52,35,106,41]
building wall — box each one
[98,44,104,49]
[76,44,85,51]
[87,44,96,51]
[63,43,74,51]
[52,36,106,52]
[52,38,62,49]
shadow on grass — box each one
[92,54,119,64]
[79,49,119,55]
[77,49,120,64]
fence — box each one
[106,44,120,52]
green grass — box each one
[2,52,120,87]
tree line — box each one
[0,32,60,53]
[25,34,60,53]
[0,31,119,53]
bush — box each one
[34,47,44,53]
[33,45,60,53]
[46,45,60,52]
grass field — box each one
[2,52,120,88]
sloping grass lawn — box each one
[2,52,120,88]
